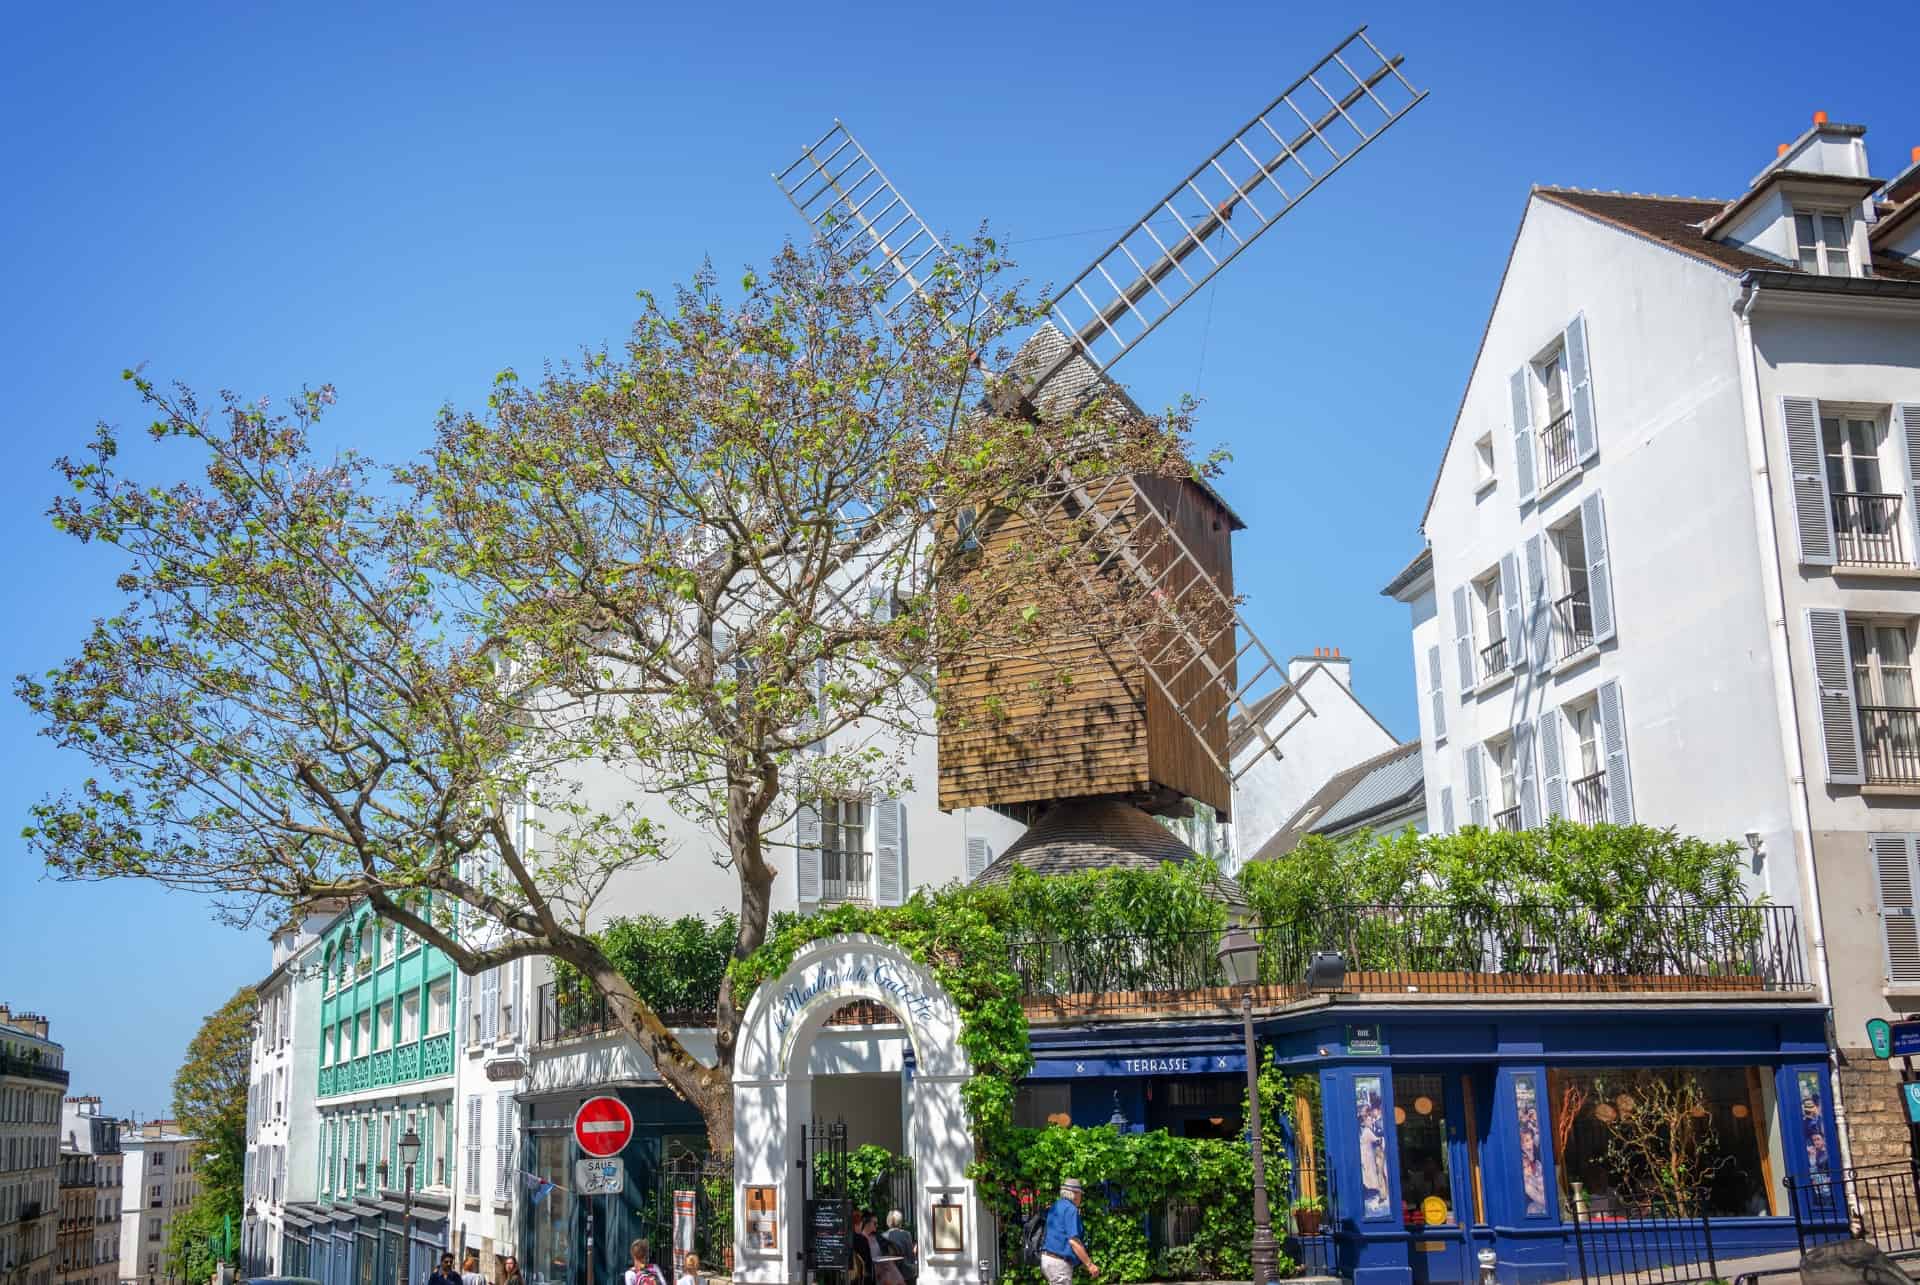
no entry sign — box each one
[573,1095,634,1157]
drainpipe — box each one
[1733,277,1853,1173]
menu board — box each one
[807,1199,851,1270]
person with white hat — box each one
[1040,1179,1099,1285]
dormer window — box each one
[1794,209,1853,276]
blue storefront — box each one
[286,1192,449,1285]
[1017,995,1836,1285]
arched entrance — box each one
[733,934,979,1285]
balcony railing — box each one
[1861,705,1920,784]
[1007,902,1809,1016]
[1492,805,1522,833]
[1539,409,1577,488]
[0,1054,71,1088]
[535,975,722,1044]
[1833,491,1906,567]
[1479,634,1508,677]
[1553,591,1593,659]
[1571,769,1608,824]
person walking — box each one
[879,1212,916,1285]
[675,1253,700,1285]
[1040,1180,1099,1285]
[626,1240,666,1285]
[498,1256,524,1285]
[429,1254,459,1285]
[459,1255,487,1285]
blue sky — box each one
[2,1,1915,1116]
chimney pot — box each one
[1912,145,1920,165]
[1777,143,1789,157]
[1814,110,1828,125]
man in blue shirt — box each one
[1040,1179,1099,1285]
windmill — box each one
[772,26,1425,842]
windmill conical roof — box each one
[974,799,1243,903]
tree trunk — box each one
[714,763,778,1079]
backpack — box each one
[1020,1212,1050,1267]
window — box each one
[1473,569,1507,678]
[1534,343,1577,487]
[1013,1084,1072,1130]
[1550,512,1594,660]
[819,797,871,905]
[1822,410,1902,566]
[401,992,420,1044]
[1393,1074,1456,1226]
[356,1011,371,1056]
[1795,209,1853,277]
[1487,737,1519,832]
[428,981,450,1037]
[1548,1066,1779,1217]
[373,1002,391,1052]
[1474,434,1496,490]
[1565,701,1606,824]
[1851,619,1920,784]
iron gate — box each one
[650,1145,736,1276]
[804,1119,854,1281]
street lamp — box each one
[1217,926,1278,1285]
[244,1201,258,1277]
[399,1127,423,1285]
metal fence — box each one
[1786,1162,1920,1259]
[1568,1191,1719,1285]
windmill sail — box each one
[770,25,1425,785]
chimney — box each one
[1287,646,1354,690]
[1814,110,1829,126]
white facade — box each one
[1392,115,1920,1164]
[57,1101,122,1285]
[1227,651,1401,864]
[116,1124,198,1285]
[1,1007,64,1285]
[243,908,335,1277]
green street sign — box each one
[1869,1018,1894,1059]
[1903,1081,1920,1124]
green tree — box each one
[166,990,252,1283]
[20,237,1209,1153]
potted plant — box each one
[1292,1194,1325,1236]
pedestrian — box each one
[626,1240,666,1285]
[460,1255,486,1285]
[862,1212,903,1285]
[676,1253,700,1285]
[848,1210,876,1285]
[1040,1180,1100,1285]
[880,1211,916,1285]
[429,1253,459,1285]
[499,1256,524,1285]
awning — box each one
[1026,1051,1245,1078]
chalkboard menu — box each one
[806,1198,852,1270]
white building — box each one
[57,1099,122,1285]
[1,1006,63,1285]
[1244,739,1425,862]
[116,1122,198,1285]
[1387,112,1920,1168]
[242,906,337,1277]
[1226,648,1403,864]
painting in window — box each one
[1356,1075,1390,1219]
[1515,1073,1546,1217]
[1798,1071,1829,1179]
[1549,1067,1778,1218]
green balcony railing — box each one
[317,1033,457,1097]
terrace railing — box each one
[1009,902,1808,1017]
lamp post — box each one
[398,1128,422,1285]
[244,1201,257,1278]
[1218,926,1279,1285]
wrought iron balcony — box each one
[535,976,722,1044]
[1554,591,1593,659]
[1492,805,1523,833]
[1571,769,1608,824]
[1538,409,1577,488]
[1478,634,1508,677]
[1861,705,1920,785]
[0,1054,70,1087]
[1833,492,1906,567]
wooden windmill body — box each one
[774,28,1426,866]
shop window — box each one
[1393,1073,1454,1227]
[1013,1083,1072,1130]
[1547,1067,1779,1218]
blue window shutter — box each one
[1426,645,1446,744]
[1870,833,1920,984]
[1515,722,1540,829]
[1524,534,1548,667]
[1439,786,1456,834]
[1596,679,1635,824]
[1465,745,1487,828]
[796,802,822,901]
[1566,313,1597,463]
[965,835,991,882]
[1581,491,1616,644]
[1783,397,1836,566]
[874,798,904,906]
[1500,553,1524,669]
[1510,367,1536,504]
[1805,608,1865,785]
[1899,405,1920,568]
[1452,585,1474,693]
[1537,707,1565,819]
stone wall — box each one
[1837,1047,1913,1168]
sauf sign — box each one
[734,935,979,1285]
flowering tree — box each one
[20,237,1211,1150]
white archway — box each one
[733,934,980,1285]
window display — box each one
[1393,1073,1453,1227]
[1356,1076,1390,1219]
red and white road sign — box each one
[572,1095,634,1158]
